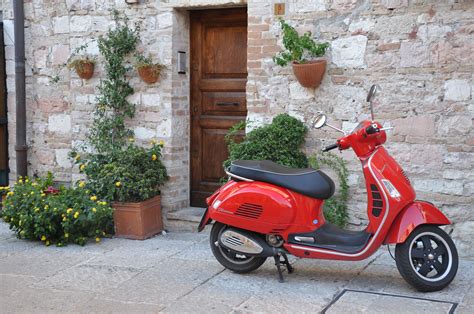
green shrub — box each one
[309,153,349,227]
[2,174,114,246]
[71,142,168,203]
[224,113,308,169]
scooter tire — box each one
[210,222,267,273]
[395,225,458,292]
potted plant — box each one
[71,142,168,240]
[135,54,165,84]
[68,56,96,80]
[273,19,329,88]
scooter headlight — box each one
[381,179,401,199]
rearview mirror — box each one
[366,84,378,102]
[312,113,327,129]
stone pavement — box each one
[0,221,472,313]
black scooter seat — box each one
[229,160,335,200]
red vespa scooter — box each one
[198,85,458,292]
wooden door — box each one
[0,22,8,186]
[190,8,247,207]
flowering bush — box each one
[71,141,168,203]
[2,174,114,246]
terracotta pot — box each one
[112,195,163,240]
[292,59,326,88]
[138,65,161,84]
[74,61,95,80]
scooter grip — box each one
[322,143,339,152]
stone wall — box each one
[1,0,473,254]
[246,0,473,255]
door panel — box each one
[190,8,247,207]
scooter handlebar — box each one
[322,143,339,152]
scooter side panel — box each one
[383,201,451,244]
[206,180,324,235]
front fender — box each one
[384,201,451,244]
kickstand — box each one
[273,252,294,283]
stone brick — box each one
[48,114,71,134]
[331,0,358,11]
[37,98,69,113]
[55,149,72,168]
[33,47,48,68]
[70,15,92,32]
[53,16,70,34]
[438,116,473,136]
[400,41,430,68]
[52,45,70,66]
[392,115,435,137]
[331,35,367,68]
[134,127,156,140]
[444,79,471,101]
[289,0,326,13]
[381,0,408,9]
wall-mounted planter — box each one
[74,61,95,80]
[112,195,163,240]
[292,59,326,88]
[137,65,162,84]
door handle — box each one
[216,102,239,107]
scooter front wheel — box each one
[395,225,458,292]
[210,222,267,273]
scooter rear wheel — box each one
[210,222,267,273]
[395,225,458,292]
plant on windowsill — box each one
[273,18,329,88]
[71,10,169,240]
[134,54,165,84]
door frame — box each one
[189,7,248,207]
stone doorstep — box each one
[165,207,205,232]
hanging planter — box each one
[292,59,327,88]
[135,54,165,84]
[68,58,96,80]
[273,18,329,89]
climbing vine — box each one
[309,153,349,227]
[88,10,141,153]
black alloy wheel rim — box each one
[409,232,451,281]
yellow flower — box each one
[79,164,85,171]
[95,237,101,243]
[159,140,165,146]
[44,205,49,210]
[151,154,157,161]
[128,137,135,142]
[150,139,157,145]
[78,181,86,188]
[90,196,97,201]
[74,212,80,219]
[41,193,46,197]
[65,233,69,238]
[100,201,107,206]
[62,217,67,222]
[18,179,23,184]
[7,191,14,197]
[67,208,73,214]
[41,235,46,241]
[30,191,34,195]
[115,181,121,187]
[34,207,40,213]
[25,179,29,183]
[75,154,81,161]
[45,241,50,246]
[92,207,97,213]
[32,182,37,186]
